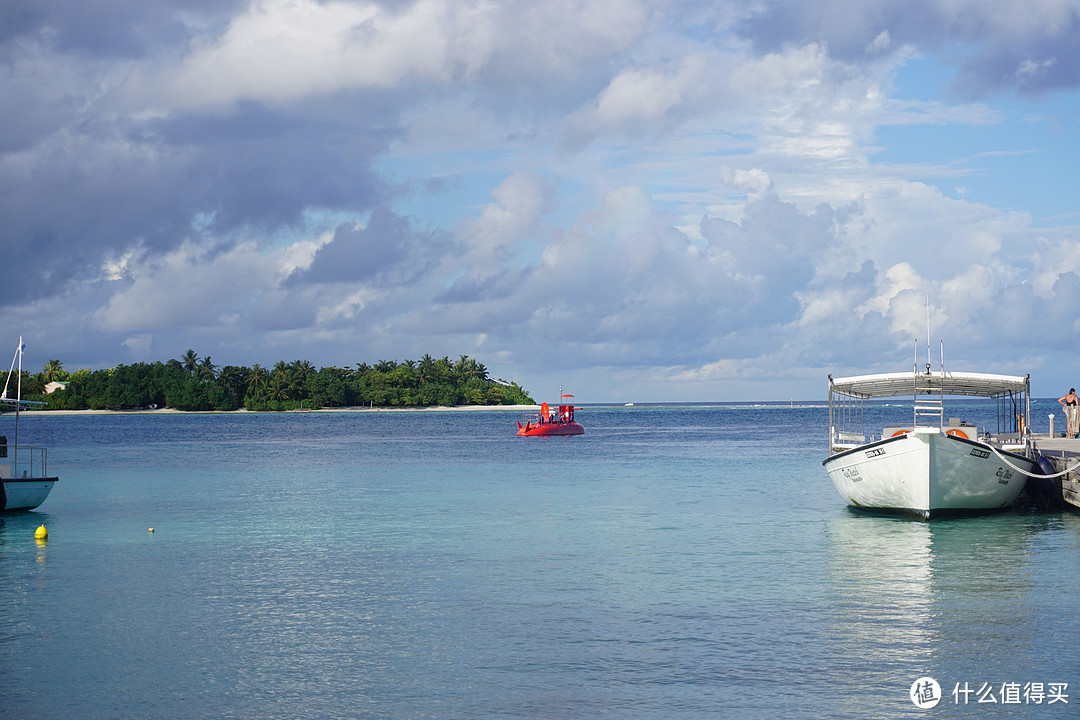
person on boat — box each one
[1059,388,1079,438]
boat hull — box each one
[517,422,584,437]
[823,429,1033,518]
[2,477,58,511]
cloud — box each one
[3,0,1080,402]
[720,167,773,198]
[564,55,710,144]
[130,0,651,112]
[291,205,445,285]
[94,240,284,332]
[0,79,393,308]
[461,171,558,260]
[736,0,1080,96]
[435,171,558,303]
[150,0,484,108]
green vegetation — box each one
[11,352,534,412]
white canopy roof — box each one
[828,370,1029,399]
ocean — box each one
[2,403,1079,719]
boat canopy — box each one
[828,371,1029,400]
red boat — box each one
[517,394,584,436]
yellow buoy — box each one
[34,525,48,540]
[148,528,155,533]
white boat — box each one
[824,357,1037,519]
[1,337,57,511]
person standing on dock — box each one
[1059,388,1079,438]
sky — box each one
[3,0,1080,403]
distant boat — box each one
[517,394,584,437]
[624,402,634,406]
[1,337,58,511]
[823,349,1036,519]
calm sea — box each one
[2,403,1079,719]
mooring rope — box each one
[987,444,1079,479]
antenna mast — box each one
[925,296,931,371]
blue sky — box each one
[3,0,1080,402]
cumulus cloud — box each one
[720,167,773,198]
[292,206,443,285]
[737,0,1080,96]
[461,171,558,260]
[3,0,1080,400]
[94,240,284,332]
[150,0,491,108]
[564,55,710,145]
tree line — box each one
[9,351,534,412]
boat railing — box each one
[0,444,48,479]
[520,411,554,428]
[522,408,575,426]
[830,428,870,452]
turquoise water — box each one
[2,405,1079,718]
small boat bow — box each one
[1,337,58,511]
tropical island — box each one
[12,351,535,412]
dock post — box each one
[1049,414,1055,438]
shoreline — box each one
[17,404,540,416]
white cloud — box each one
[1013,58,1058,84]
[153,0,489,108]
[461,171,557,259]
[719,167,773,198]
[141,0,652,111]
[592,55,707,128]
[94,240,281,332]
[121,334,155,359]
[866,29,892,54]
[5,0,1080,401]
[738,0,1080,95]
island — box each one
[13,352,534,412]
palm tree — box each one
[435,356,453,382]
[42,359,65,383]
[180,349,199,376]
[272,361,299,399]
[267,375,291,402]
[247,364,267,400]
[26,373,46,395]
[291,359,315,385]
[217,365,247,403]
[418,354,435,385]
[456,355,487,381]
[198,356,217,380]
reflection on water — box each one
[0,511,55,551]
[824,514,936,716]
[823,511,1077,716]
